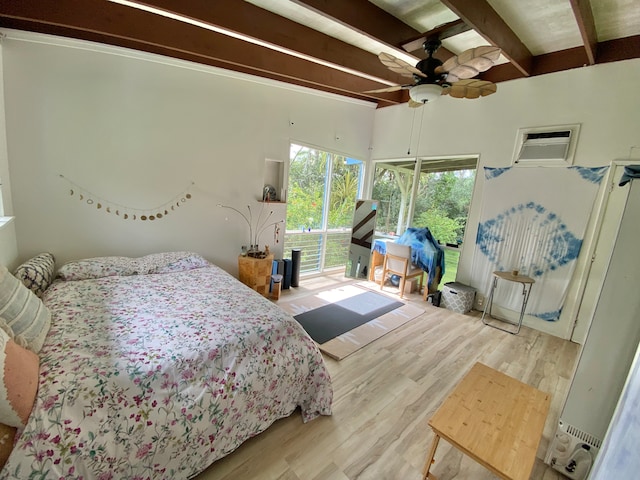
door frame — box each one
[570,161,639,343]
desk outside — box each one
[369,238,442,294]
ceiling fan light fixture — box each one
[409,84,442,104]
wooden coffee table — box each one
[422,362,550,480]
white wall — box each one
[2,28,639,341]
[0,30,375,275]
[371,58,640,339]
[0,218,18,270]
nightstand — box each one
[238,254,274,297]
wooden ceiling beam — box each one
[401,19,470,54]
[0,0,405,106]
[2,1,638,108]
[440,0,533,77]
[532,47,590,76]
[290,0,454,61]
[291,0,420,49]
[569,0,598,65]
[138,0,407,85]
[482,35,640,84]
[596,35,640,63]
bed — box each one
[0,252,332,479]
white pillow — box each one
[57,251,210,281]
[0,265,51,353]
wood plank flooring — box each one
[195,273,579,480]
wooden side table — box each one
[238,254,274,297]
[422,362,550,480]
[481,271,535,335]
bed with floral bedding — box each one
[1,252,332,479]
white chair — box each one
[380,242,424,298]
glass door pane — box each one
[285,144,363,274]
[287,144,327,231]
[371,157,476,285]
[371,160,416,237]
[411,167,476,285]
[411,169,475,245]
[325,155,363,269]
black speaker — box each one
[291,248,301,287]
[282,259,292,289]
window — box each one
[371,156,477,284]
[284,144,364,275]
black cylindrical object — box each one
[291,248,301,287]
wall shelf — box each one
[263,158,286,202]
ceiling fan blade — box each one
[468,46,502,63]
[378,52,426,79]
[442,46,501,80]
[443,79,497,99]
[445,73,460,83]
[408,99,424,108]
[362,84,410,93]
[435,65,459,83]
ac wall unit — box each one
[513,124,580,166]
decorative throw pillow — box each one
[0,327,39,428]
[13,253,56,298]
[0,265,51,353]
[56,255,139,281]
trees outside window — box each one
[412,170,476,245]
[284,144,363,274]
[282,148,474,281]
[372,158,476,284]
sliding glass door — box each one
[371,156,477,283]
[284,144,363,275]
[372,159,417,236]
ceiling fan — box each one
[366,39,501,107]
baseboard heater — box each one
[546,420,602,480]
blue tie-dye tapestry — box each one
[473,165,608,322]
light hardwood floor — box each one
[196,273,579,480]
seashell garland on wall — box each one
[60,174,194,221]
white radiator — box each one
[546,420,601,480]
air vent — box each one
[565,423,602,449]
[513,124,580,166]
[546,420,602,477]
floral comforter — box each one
[2,253,332,480]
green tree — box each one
[414,209,462,244]
[371,166,413,235]
[287,146,327,230]
[328,158,360,229]
[372,166,475,243]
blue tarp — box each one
[373,227,445,287]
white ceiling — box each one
[248,0,640,74]
[1,0,638,107]
[302,0,640,56]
